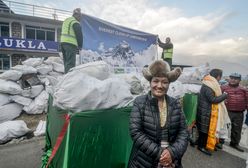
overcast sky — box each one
[12,0,248,69]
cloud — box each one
[79,0,248,65]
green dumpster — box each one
[183,93,198,127]
[41,96,133,168]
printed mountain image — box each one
[101,41,136,67]
[80,41,157,73]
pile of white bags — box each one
[178,63,210,84]
[0,57,64,143]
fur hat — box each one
[142,60,182,82]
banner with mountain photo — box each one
[81,14,158,73]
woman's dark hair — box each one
[209,69,223,79]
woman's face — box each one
[150,77,169,99]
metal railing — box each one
[0,0,71,21]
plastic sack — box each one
[0,79,23,95]
[167,81,185,98]
[70,61,111,80]
[22,58,44,67]
[21,85,44,98]
[9,95,32,106]
[0,120,30,144]
[52,62,64,73]
[53,73,133,112]
[34,120,46,136]
[111,73,143,95]
[0,93,10,106]
[36,64,53,75]
[44,56,63,65]
[0,103,23,124]
[11,65,37,75]
[23,91,49,114]
[0,70,22,81]
[240,126,248,148]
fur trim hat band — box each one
[142,60,182,82]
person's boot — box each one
[215,143,223,150]
[197,147,212,156]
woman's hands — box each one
[159,149,174,168]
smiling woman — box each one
[128,60,188,168]
[150,77,170,99]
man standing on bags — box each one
[158,37,173,69]
[221,73,248,152]
[61,8,83,73]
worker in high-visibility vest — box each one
[61,8,83,73]
[158,37,173,69]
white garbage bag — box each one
[167,81,185,98]
[33,120,46,136]
[240,125,248,148]
[21,85,44,98]
[22,58,44,67]
[0,120,30,144]
[44,56,63,65]
[36,64,53,75]
[11,65,37,75]
[23,91,49,114]
[0,70,22,81]
[0,93,10,106]
[178,64,210,84]
[52,62,64,73]
[70,61,111,80]
[0,103,23,124]
[0,79,23,95]
[111,73,143,95]
[53,73,133,112]
[183,84,201,94]
[9,95,32,106]
[48,71,63,78]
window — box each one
[0,54,10,71]
[25,26,55,41]
[37,30,45,40]
[47,31,55,41]
[26,28,35,39]
[0,22,9,37]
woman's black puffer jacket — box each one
[196,84,227,134]
[128,93,188,168]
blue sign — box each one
[81,14,158,70]
[0,37,58,52]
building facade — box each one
[0,0,70,72]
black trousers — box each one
[228,111,244,146]
[162,58,172,70]
[61,43,77,73]
[197,131,208,149]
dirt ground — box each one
[16,112,47,131]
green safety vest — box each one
[60,17,79,46]
[162,48,173,59]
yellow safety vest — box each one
[60,17,79,46]
[162,48,173,59]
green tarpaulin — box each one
[42,96,133,168]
